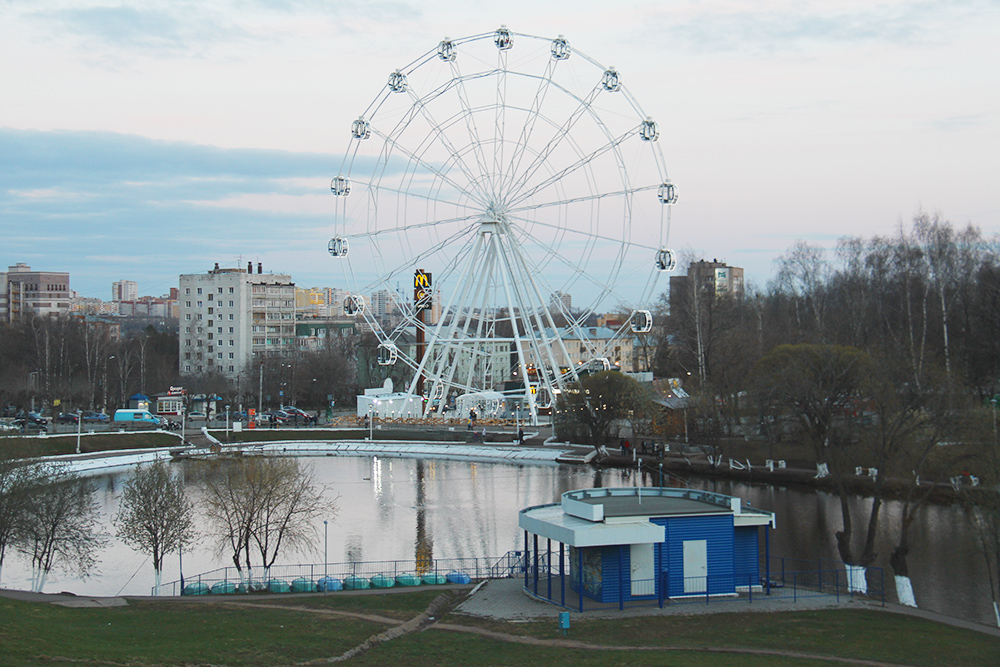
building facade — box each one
[179,264,295,378]
[669,259,745,313]
[111,280,138,302]
[0,263,71,322]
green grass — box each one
[1,432,182,457]
[1,590,997,667]
[445,608,1000,667]
[0,597,386,667]
[248,588,445,618]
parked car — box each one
[281,406,313,420]
[82,411,110,423]
[187,411,207,421]
[16,411,48,426]
[264,410,290,423]
[56,412,80,424]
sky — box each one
[1,0,998,302]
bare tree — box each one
[0,453,47,584]
[201,457,335,587]
[15,469,105,592]
[114,461,198,595]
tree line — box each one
[0,450,333,595]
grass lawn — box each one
[1,432,182,457]
[1,590,997,667]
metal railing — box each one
[522,555,885,612]
[158,553,525,596]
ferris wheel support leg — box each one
[491,231,537,425]
[427,236,496,415]
[505,234,576,394]
[403,231,486,416]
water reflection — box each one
[0,456,990,626]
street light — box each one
[225,404,231,443]
[324,520,329,577]
[76,409,83,454]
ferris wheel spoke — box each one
[401,84,491,204]
[449,60,494,202]
[508,216,638,301]
[355,225,475,295]
[344,212,478,241]
[502,57,559,203]
[505,211,659,251]
[502,80,605,204]
[369,127,487,207]
[507,126,640,208]
[350,177,482,216]
[493,49,509,199]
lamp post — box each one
[324,520,329,577]
[76,409,83,454]
[225,404,231,443]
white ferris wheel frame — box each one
[328,27,678,424]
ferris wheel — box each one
[328,27,677,423]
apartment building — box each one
[179,263,295,378]
[0,262,71,322]
[111,279,138,302]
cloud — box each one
[0,128,344,294]
[636,1,997,56]
[16,0,423,59]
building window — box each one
[197,301,203,307]
[197,288,202,294]
[185,365,191,371]
[229,340,234,346]
[185,301,191,307]
[229,352,234,359]
[217,353,223,359]
[229,301,234,307]
[185,288,190,295]
[185,314,191,320]
[217,327,222,334]
[218,287,223,294]
[229,327,234,333]
[229,314,234,320]
[229,287,234,293]
[228,365,234,371]
[208,307,214,314]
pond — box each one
[0,454,991,626]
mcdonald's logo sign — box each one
[414,270,432,289]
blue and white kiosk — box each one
[518,487,775,609]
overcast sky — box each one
[2,0,997,301]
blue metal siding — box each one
[733,526,759,588]
[601,546,626,603]
[657,515,735,597]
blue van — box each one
[113,409,162,427]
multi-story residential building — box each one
[179,263,295,378]
[111,280,138,302]
[669,259,745,313]
[550,291,572,312]
[295,287,327,316]
[117,297,176,318]
[370,289,397,318]
[0,263,71,322]
[322,287,349,315]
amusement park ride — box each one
[328,28,678,425]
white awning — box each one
[519,504,665,547]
